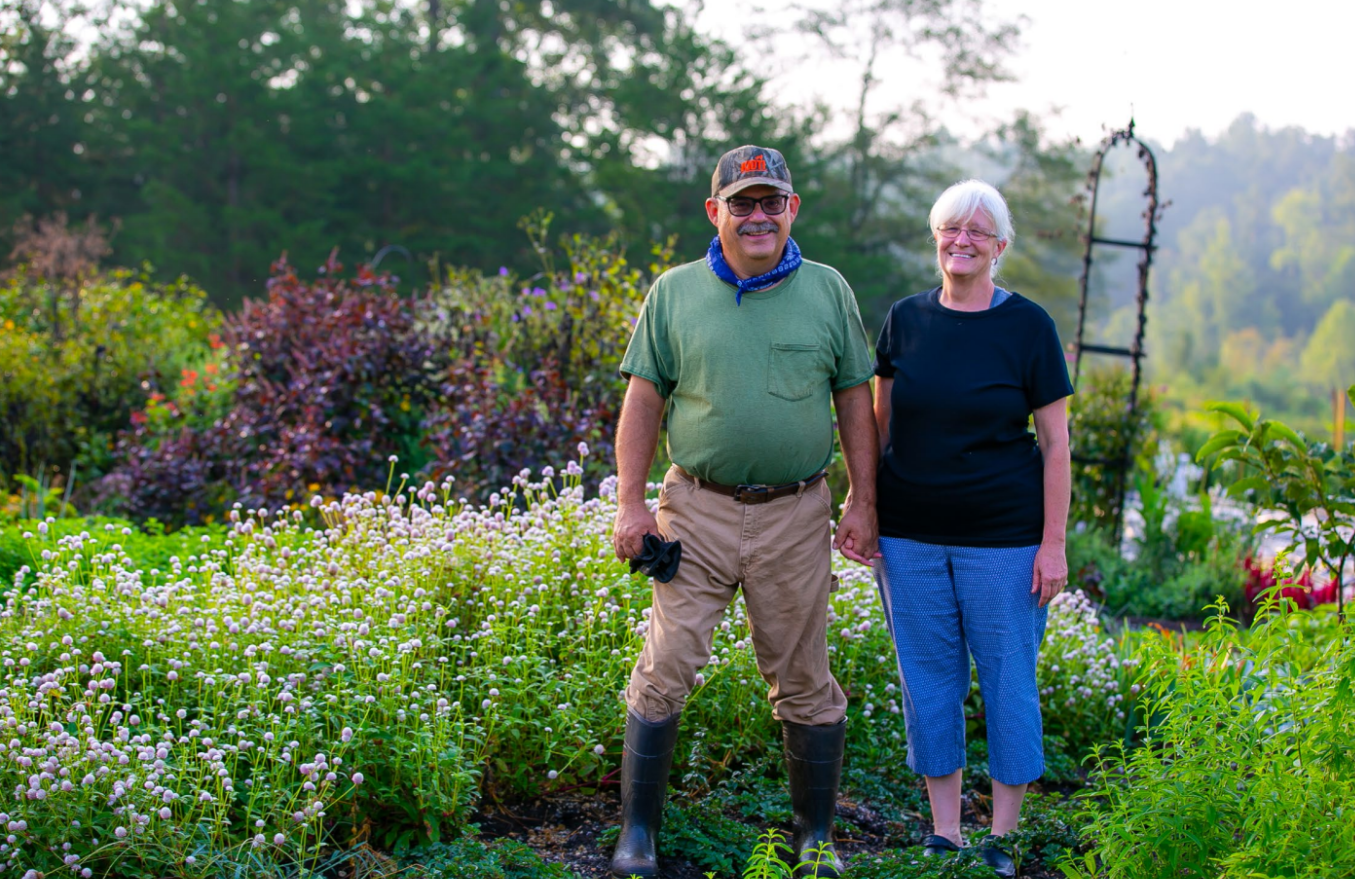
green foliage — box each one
[845,846,1000,878]
[1135,119,1355,438]
[1125,470,1252,619]
[419,220,676,499]
[1,0,782,305]
[1001,792,1086,871]
[1300,299,1355,389]
[0,2,92,236]
[1065,455,1251,622]
[92,228,673,523]
[1067,603,1355,878]
[1068,366,1159,531]
[1036,591,1137,757]
[738,828,796,879]
[400,836,577,878]
[1198,396,1355,616]
[982,112,1090,334]
[0,515,228,590]
[0,470,76,521]
[0,267,219,479]
[0,463,1132,876]
[660,797,766,876]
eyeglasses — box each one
[717,194,791,217]
[935,225,998,243]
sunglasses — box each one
[715,194,791,217]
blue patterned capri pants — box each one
[875,536,1048,785]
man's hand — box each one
[1031,542,1068,607]
[613,377,665,562]
[613,501,660,562]
[831,381,880,566]
[833,495,880,566]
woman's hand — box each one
[1031,398,1071,608]
[1031,542,1067,607]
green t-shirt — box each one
[620,258,874,486]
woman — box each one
[872,179,1073,877]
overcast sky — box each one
[695,0,1353,148]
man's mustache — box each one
[738,222,777,236]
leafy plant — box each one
[661,797,766,876]
[95,251,443,524]
[1065,596,1355,878]
[0,514,228,591]
[1196,390,1355,617]
[1065,457,1252,622]
[1036,591,1137,757]
[1000,791,1085,869]
[844,846,1001,878]
[419,217,676,498]
[398,837,577,878]
[0,265,218,482]
[1240,552,1338,612]
[1069,366,1160,531]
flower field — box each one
[1,451,1145,878]
[5,450,1353,878]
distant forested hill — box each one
[1084,115,1354,434]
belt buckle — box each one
[734,484,771,504]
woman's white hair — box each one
[929,179,1014,278]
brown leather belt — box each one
[674,465,827,505]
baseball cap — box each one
[711,145,794,198]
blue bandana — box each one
[705,235,802,305]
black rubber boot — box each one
[783,718,846,878]
[610,711,680,879]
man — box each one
[609,145,879,879]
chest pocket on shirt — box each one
[768,342,825,402]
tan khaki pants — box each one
[625,465,847,726]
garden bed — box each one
[4,465,1350,878]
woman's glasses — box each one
[935,225,998,243]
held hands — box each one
[1031,542,1068,607]
[833,493,881,566]
[613,501,660,562]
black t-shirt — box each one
[874,287,1074,547]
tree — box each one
[979,112,1087,335]
[768,0,1026,319]
[54,0,779,302]
[1271,154,1355,321]
[1159,209,1263,373]
[1300,299,1355,390]
[0,1,94,243]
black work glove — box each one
[628,533,682,583]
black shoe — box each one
[610,711,680,879]
[783,718,847,878]
[920,834,962,857]
[978,835,1017,878]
